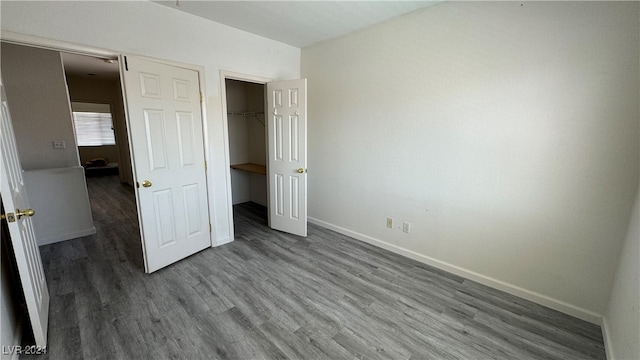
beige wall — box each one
[66,75,133,185]
[1,43,79,170]
[302,1,639,321]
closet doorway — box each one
[225,79,269,218]
[223,72,308,239]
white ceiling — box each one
[153,1,443,48]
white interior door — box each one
[267,79,307,237]
[121,55,211,273]
[0,77,49,346]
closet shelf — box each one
[230,163,266,175]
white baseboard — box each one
[36,227,97,246]
[308,216,603,325]
[601,317,614,360]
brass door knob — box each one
[16,208,35,219]
[142,180,152,188]
[297,168,305,174]
[2,208,36,222]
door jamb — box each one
[220,70,271,243]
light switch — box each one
[52,140,66,149]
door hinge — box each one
[204,160,208,171]
[200,92,203,103]
[124,56,128,71]
[209,224,212,233]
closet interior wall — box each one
[226,79,267,206]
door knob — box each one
[142,180,152,188]
[16,208,35,219]
[297,168,305,174]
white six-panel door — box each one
[267,79,307,237]
[121,56,211,273]
[0,77,49,346]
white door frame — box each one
[0,31,218,251]
[219,70,271,242]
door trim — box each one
[1,30,118,60]
[219,70,271,243]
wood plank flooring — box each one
[22,175,606,359]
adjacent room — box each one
[1,1,638,360]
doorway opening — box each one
[61,52,134,187]
[222,74,308,239]
[60,52,142,267]
[224,79,269,229]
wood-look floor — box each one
[22,175,606,360]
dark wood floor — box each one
[23,175,606,359]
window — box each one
[71,102,116,146]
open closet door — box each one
[267,79,307,237]
[0,77,49,347]
[120,55,211,273]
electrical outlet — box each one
[386,217,393,229]
[403,221,411,234]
